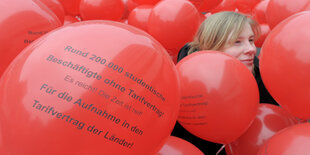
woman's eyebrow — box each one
[237,35,255,39]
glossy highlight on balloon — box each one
[176,51,259,144]
[0,20,181,155]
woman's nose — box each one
[244,41,256,55]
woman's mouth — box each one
[240,59,254,66]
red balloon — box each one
[0,21,181,154]
[260,11,310,119]
[58,0,81,16]
[226,104,298,155]
[266,0,310,29]
[252,0,269,24]
[258,123,310,155]
[0,0,61,76]
[148,0,200,55]
[189,0,223,12]
[132,0,160,5]
[39,0,65,23]
[166,49,179,65]
[128,5,153,32]
[63,15,80,25]
[121,0,130,20]
[235,0,261,14]
[255,24,270,48]
[157,136,204,155]
[127,0,139,12]
[211,0,236,13]
[80,0,125,21]
[176,51,259,144]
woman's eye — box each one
[234,40,241,44]
[249,39,254,42]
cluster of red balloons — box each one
[2,0,310,154]
[226,104,298,154]
[258,123,310,154]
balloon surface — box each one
[176,51,259,144]
[39,0,65,23]
[189,0,223,12]
[260,11,310,119]
[148,0,200,55]
[211,0,236,13]
[157,136,204,155]
[128,5,153,32]
[255,24,270,48]
[235,0,261,13]
[266,0,310,29]
[132,0,160,5]
[0,0,61,76]
[252,0,269,24]
[80,0,125,21]
[226,104,298,155]
[257,123,310,155]
[127,0,139,13]
[63,16,80,25]
[0,21,180,155]
[58,0,81,16]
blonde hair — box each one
[188,11,260,54]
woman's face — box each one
[222,23,256,71]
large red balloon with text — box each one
[176,51,259,144]
[39,0,65,23]
[80,0,125,21]
[148,0,200,54]
[226,104,298,155]
[266,0,310,29]
[58,0,81,16]
[0,0,61,76]
[257,123,310,155]
[157,136,204,155]
[0,21,180,155]
[260,12,310,119]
